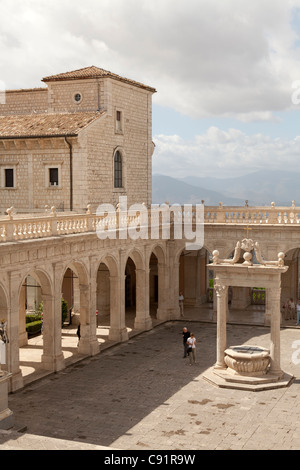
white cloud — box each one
[153,128,300,178]
[1,0,300,121]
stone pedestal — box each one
[0,372,14,430]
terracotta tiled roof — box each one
[42,66,156,92]
[0,111,103,139]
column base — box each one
[18,331,28,347]
[10,370,24,393]
[78,338,100,356]
[109,328,129,342]
[134,316,152,331]
[213,363,227,370]
[0,409,14,430]
[157,307,180,321]
[41,353,65,372]
[0,373,14,429]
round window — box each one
[74,93,82,103]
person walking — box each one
[179,292,184,317]
[182,327,190,358]
[186,332,196,365]
[77,323,81,346]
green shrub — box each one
[26,320,42,336]
[26,314,42,324]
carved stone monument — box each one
[0,319,14,429]
[203,238,294,391]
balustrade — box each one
[0,202,300,243]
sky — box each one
[1,0,300,179]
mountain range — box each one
[152,170,300,206]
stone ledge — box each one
[202,367,294,392]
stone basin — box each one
[224,345,270,376]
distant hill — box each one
[152,174,245,206]
[181,170,300,206]
[152,170,300,206]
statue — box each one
[0,319,9,374]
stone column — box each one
[73,276,80,313]
[156,261,171,321]
[18,284,28,347]
[109,274,128,342]
[214,282,228,369]
[41,264,64,372]
[268,286,283,377]
[41,292,64,372]
[158,241,181,320]
[77,282,100,357]
[8,272,23,392]
[134,268,152,330]
[264,289,271,326]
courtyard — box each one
[1,305,300,450]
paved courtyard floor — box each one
[1,307,300,450]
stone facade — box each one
[0,66,156,213]
[0,66,300,404]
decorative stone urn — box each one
[224,345,270,376]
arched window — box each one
[114,151,122,188]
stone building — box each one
[0,66,156,213]
[0,66,300,405]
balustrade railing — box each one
[0,201,300,243]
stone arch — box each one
[174,242,212,265]
[17,267,55,381]
[94,253,120,342]
[60,259,89,326]
[60,259,89,288]
[146,242,166,266]
[176,244,213,310]
[280,247,300,320]
[124,248,151,331]
[97,253,119,278]
[18,268,53,341]
[125,247,145,272]
[147,243,167,320]
[0,281,9,314]
[18,267,53,300]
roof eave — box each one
[42,75,156,93]
[0,133,78,140]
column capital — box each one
[215,283,227,297]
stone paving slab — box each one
[2,321,300,450]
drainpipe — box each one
[64,137,73,211]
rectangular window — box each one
[116,110,122,132]
[5,168,14,188]
[49,168,59,186]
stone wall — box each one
[0,89,48,115]
[0,76,154,212]
[0,138,72,213]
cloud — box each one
[1,0,300,121]
[152,128,300,178]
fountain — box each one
[203,237,294,391]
